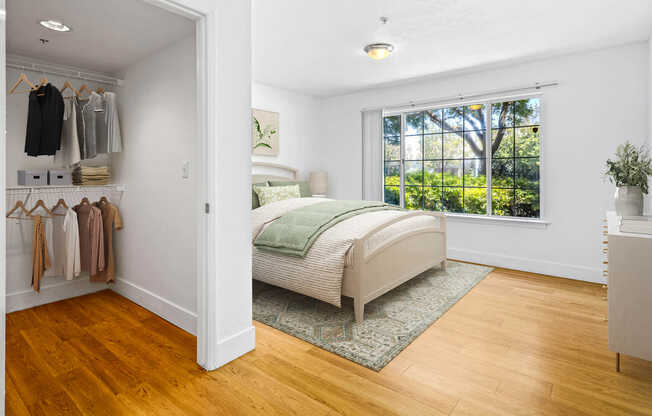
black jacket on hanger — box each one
[24,83,64,156]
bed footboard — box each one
[342,212,446,323]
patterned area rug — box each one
[253,261,493,371]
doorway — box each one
[1,0,254,409]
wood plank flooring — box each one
[6,268,652,415]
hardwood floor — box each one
[6,269,652,415]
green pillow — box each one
[268,180,311,197]
[252,182,268,209]
[254,184,301,206]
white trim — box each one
[111,278,198,335]
[445,213,549,228]
[448,248,605,284]
[0,0,7,410]
[214,326,256,369]
[6,278,107,313]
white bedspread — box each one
[252,198,441,307]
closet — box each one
[5,0,199,335]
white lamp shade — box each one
[309,171,328,195]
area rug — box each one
[253,260,493,371]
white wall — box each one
[319,42,649,283]
[111,35,198,334]
[252,83,320,179]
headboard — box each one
[252,161,298,183]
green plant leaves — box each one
[605,141,652,194]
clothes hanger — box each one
[96,87,105,95]
[78,84,92,99]
[79,197,90,206]
[6,201,33,220]
[27,200,55,218]
[98,196,109,204]
[33,75,49,96]
[8,73,36,94]
[51,199,69,215]
[61,80,78,98]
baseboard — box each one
[210,325,256,370]
[448,247,605,284]
[111,277,198,335]
[6,277,108,313]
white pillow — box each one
[255,184,301,206]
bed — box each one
[252,162,447,323]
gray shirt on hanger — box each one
[81,92,103,159]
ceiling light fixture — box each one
[364,17,394,60]
[364,43,394,60]
[39,19,71,32]
[468,104,483,111]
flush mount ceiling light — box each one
[39,19,71,32]
[364,43,394,60]
[364,17,394,60]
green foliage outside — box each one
[384,99,541,217]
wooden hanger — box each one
[27,200,54,218]
[79,197,90,206]
[78,84,92,98]
[96,87,105,95]
[6,201,33,220]
[98,196,109,205]
[34,76,49,96]
[8,73,36,94]
[61,80,78,98]
[52,199,69,215]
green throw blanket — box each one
[254,200,399,257]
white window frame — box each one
[382,92,545,222]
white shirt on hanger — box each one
[62,207,81,280]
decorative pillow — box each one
[252,182,268,209]
[268,180,312,197]
[255,184,301,206]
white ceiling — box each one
[7,0,194,75]
[253,0,652,97]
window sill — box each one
[444,213,550,229]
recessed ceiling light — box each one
[39,19,71,32]
[364,43,394,60]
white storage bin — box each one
[48,169,72,186]
[17,170,47,186]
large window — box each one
[383,97,540,218]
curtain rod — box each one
[361,81,559,113]
[6,58,123,86]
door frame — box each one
[1,3,254,407]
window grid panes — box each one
[383,97,541,218]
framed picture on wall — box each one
[252,109,279,156]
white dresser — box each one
[606,211,652,371]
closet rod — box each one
[6,184,126,193]
[6,62,123,86]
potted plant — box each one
[605,141,652,216]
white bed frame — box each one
[253,162,447,323]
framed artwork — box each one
[252,109,279,156]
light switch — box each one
[182,160,190,179]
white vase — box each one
[614,186,644,216]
